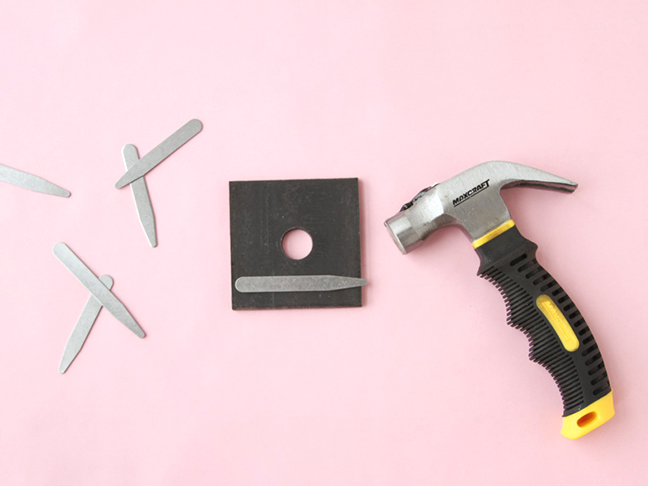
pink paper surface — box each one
[1,1,646,484]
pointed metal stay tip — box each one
[59,354,79,374]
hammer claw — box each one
[489,161,578,192]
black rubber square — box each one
[229,178,362,309]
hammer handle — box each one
[475,226,614,439]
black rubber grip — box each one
[475,226,611,416]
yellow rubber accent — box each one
[472,220,516,248]
[536,295,579,352]
[561,391,615,439]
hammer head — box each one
[385,161,577,254]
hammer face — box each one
[385,161,578,251]
[385,187,450,254]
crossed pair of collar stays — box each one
[116,119,203,246]
[1,119,204,373]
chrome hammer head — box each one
[385,161,577,253]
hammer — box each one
[385,161,613,439]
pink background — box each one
[1,1,646,484]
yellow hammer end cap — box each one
[561,391,615,439]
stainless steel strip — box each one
[235,275,367,293]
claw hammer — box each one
[384,161,614,439]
